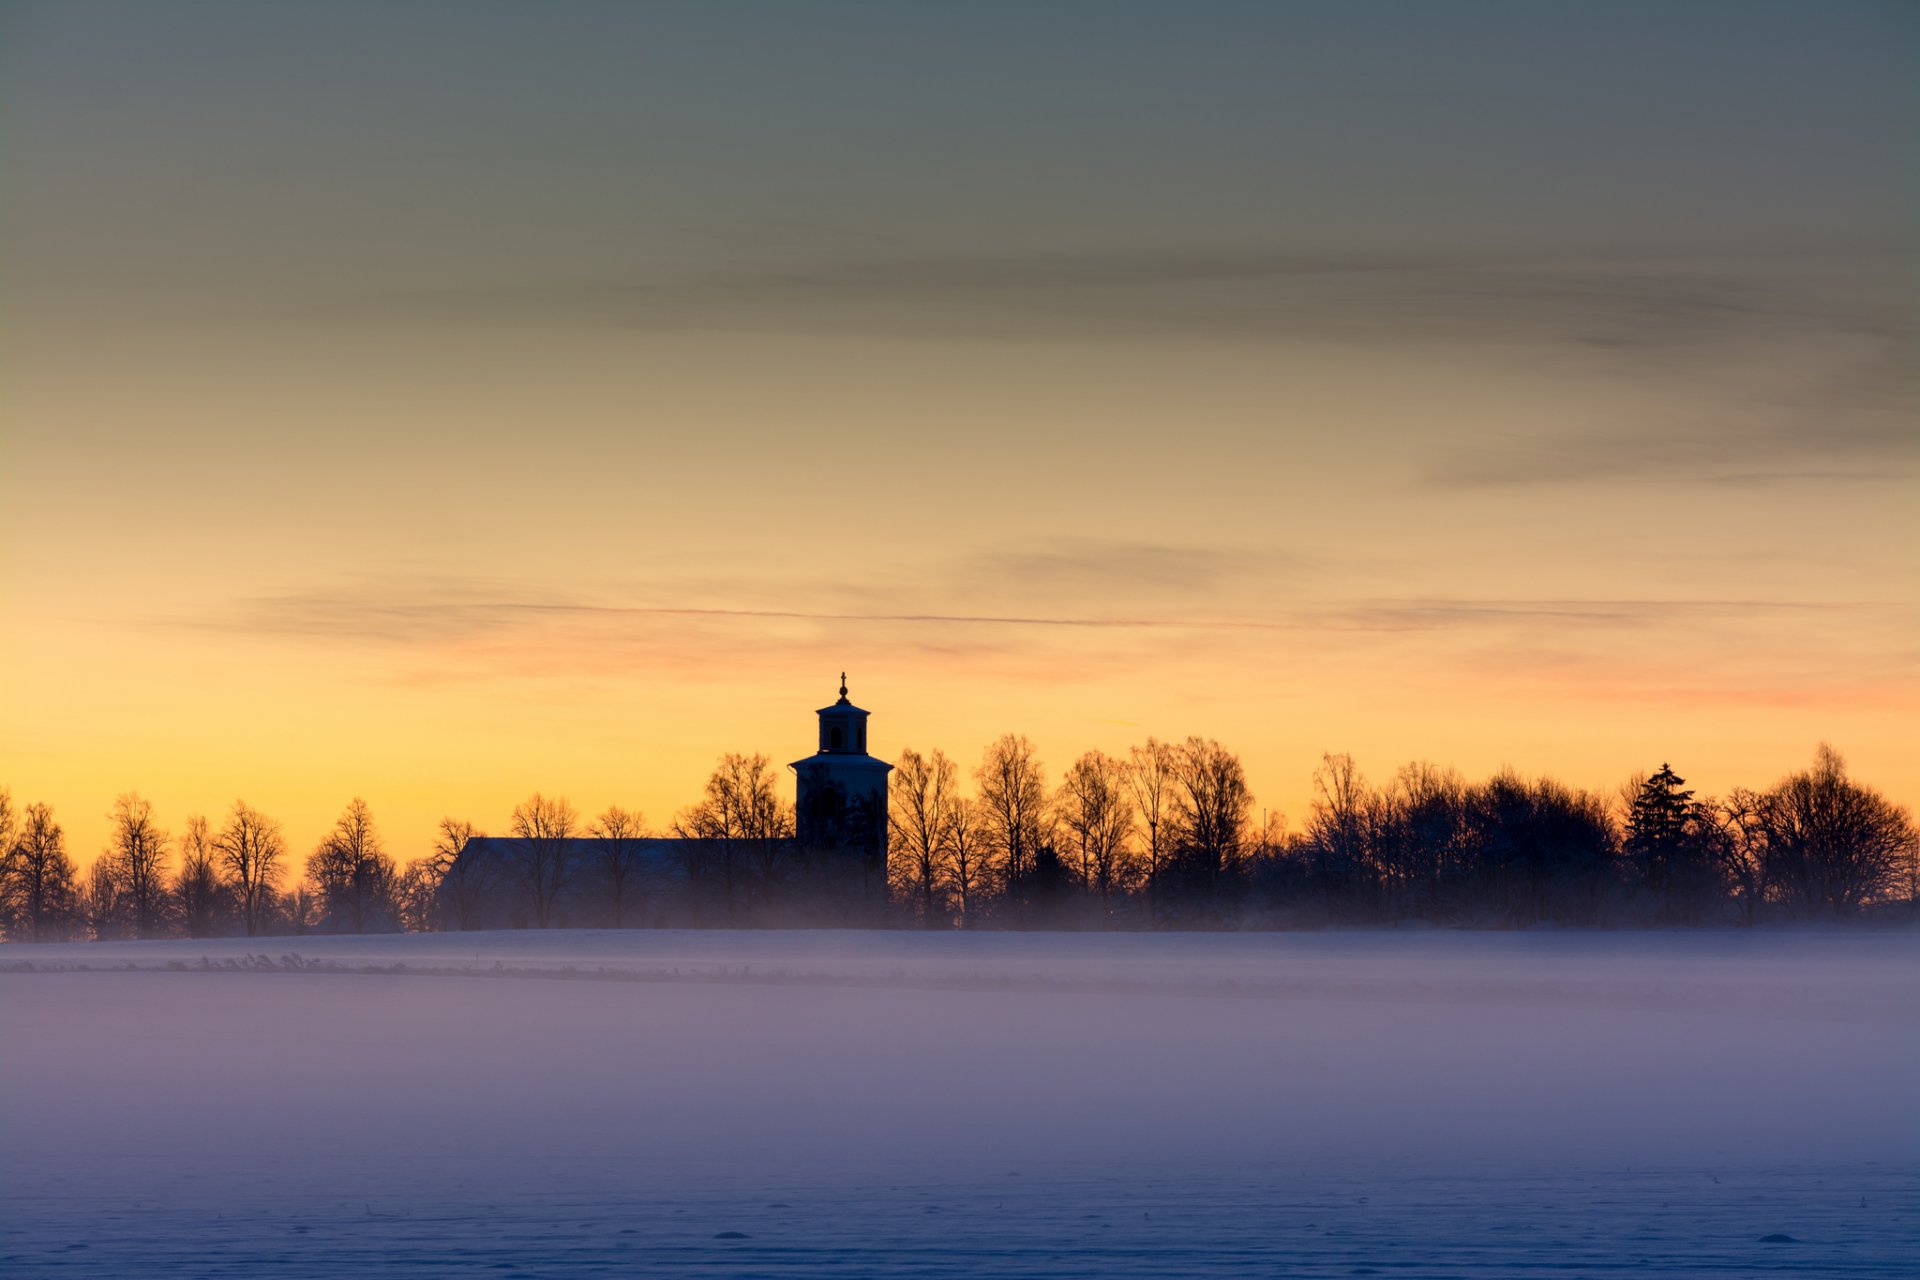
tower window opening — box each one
[830,726,845,750]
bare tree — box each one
[672,754,792,923]
[942,796,993,929]
[1126,739,1177,923]
[589,805,650,927]
[1304,751,1376,914]
[0,789,16,937]
[2,802,81,941]
[1057,750,1135,915]
[1751,745,1915,917]
[395,857,441,932]
[509,793,579,928]
[889,747,957,926]
[428,818,488,930]
[174,815,225,937]
[284,879,322,935]
[214,801,285,937]
[1171,737,1254,914]
[976,734,1050,914]
[103,792,172,938]
[1706,789,1769,925]
[307,798,399,933]
[1382,762,1470,920]
[83,859,124,940]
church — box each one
[437,678,893,928]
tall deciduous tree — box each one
[1706,789,1769,925]
[307,798,399,933]
[1126,739,1178,922]
[672,755,792,922]
[214,801,285,937]
[174,814,225,937]
[1170,738,1253,912]
[943,796,992,929]
[83,859,124,940]
[509,793,579,928]
[1305,751,1375,912]
[3,802,81,941]
[395,856,442,933]
[104,792,172,938]
[976,735,1049,913]
[429,818,487,930]
[890,747,957,926]
[1753,745,1914,917]
[589,805,650,928]
[1057,750,1135,913]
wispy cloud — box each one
[1430,339,1915,487]
[287,242,1915,491]
[188,573,1898,649]
[156,560,1916,716]
[299,243,1908,355]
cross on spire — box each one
[838,671,848,701]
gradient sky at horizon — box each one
[3,1,1914,866]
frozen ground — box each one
[3,929,1916,1277]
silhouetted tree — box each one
[976,735,1049,917]
[1463,772,1616,926]
[1126,739,1178,922]
[395,856,441,932]
[1381,762,1471,920]
[1057,749,1134,917]
[100,792,173,939]
[1702,788,1768,924]
[943,796,992,929]
[508,793,578,928]
[589,805,649,927]
[307,798,399,933]
[83,859,125,940]
[1026,841,1074,926]
[2,802,81,941]
[890,747,957,926]
[214,801,285,937]
[1167,738,1253,918]
[429,818,487,930]
[174,814,226,938]
[1749,745,1914,917]
[673,755,792,923]
[1624,764,1721,923]
[1305,752,1377,917]
[284,879,322,935]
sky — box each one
[2,1,1914,868]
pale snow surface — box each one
[3,929,1916,1277]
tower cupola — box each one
[815,672,870,755]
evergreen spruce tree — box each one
[1626,763,1717,921]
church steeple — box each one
[792,675,893,868]
[816,673,868,754]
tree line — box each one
[1,740,1913,941]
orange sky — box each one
[2,3,1914,868]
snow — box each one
[4,929,1916,1276]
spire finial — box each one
[839,671,848,701]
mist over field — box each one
[4,930,1915,1276]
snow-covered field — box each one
[4,930,1915,1277]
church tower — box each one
[791,674,893,865]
